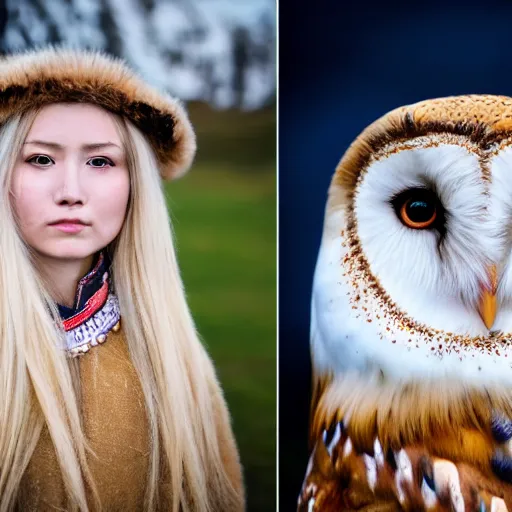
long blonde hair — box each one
[0,107,242,511]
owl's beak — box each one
[478,265,498,330]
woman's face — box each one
[12,103,130,265]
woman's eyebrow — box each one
[81,142,122,151]
[23,140,122,151]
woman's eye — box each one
[392,188,443,230]
[28,155,54,167]
[87,157,114,168]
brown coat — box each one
[16,327,244,511]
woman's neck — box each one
[35,254,95,308]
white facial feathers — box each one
[355,144,492,308]
[490,146,512,313]
[312,137,512,384]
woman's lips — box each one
[50,222,87,234]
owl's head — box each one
[313,95,512,385]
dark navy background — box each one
[279,1,512,509]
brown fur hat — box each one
[0,46,196,180]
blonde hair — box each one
[0,107,243,511]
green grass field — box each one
[165,163,276,512]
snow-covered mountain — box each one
[2,0,276,110]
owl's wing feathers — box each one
[298,422,511,511]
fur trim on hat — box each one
[0,46,196,180]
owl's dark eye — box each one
[392,188,443,230]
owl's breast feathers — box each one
[300,370,512,510]
[309,369,512,473]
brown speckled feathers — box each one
[334,95,512,194]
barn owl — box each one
[297,95,512,511]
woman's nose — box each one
[54,163,86,206]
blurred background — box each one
[279,0,512,510]
[0,1,276,511]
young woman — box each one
[0,47,244,511]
